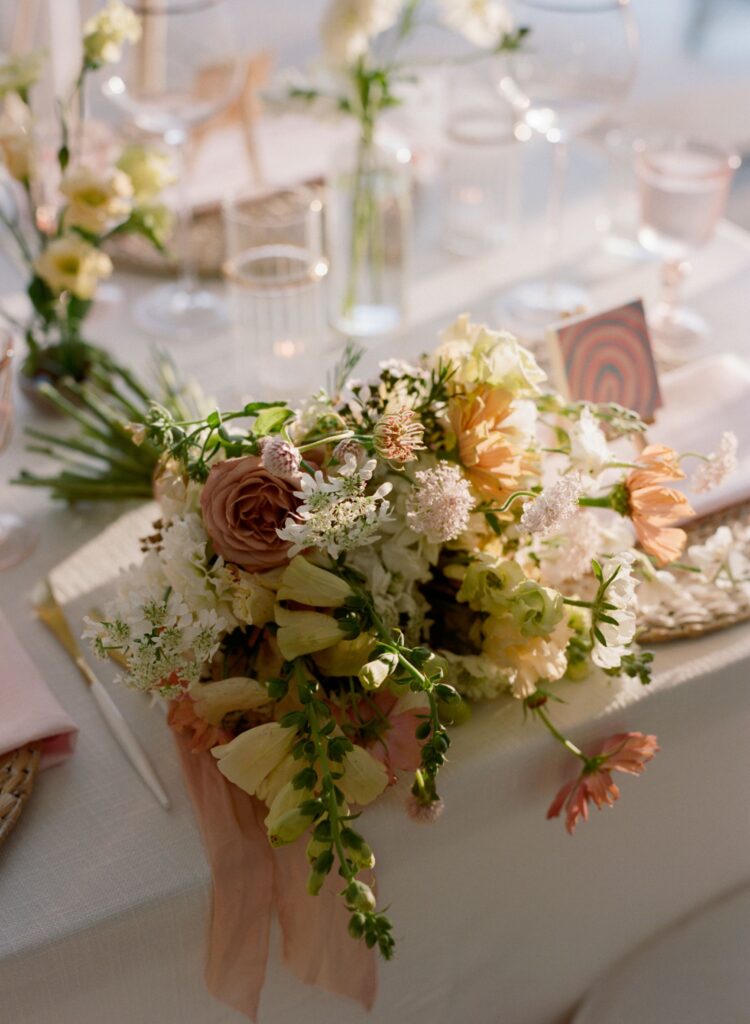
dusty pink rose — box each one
[200,455,299,572]
[547,732,659,835]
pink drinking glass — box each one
[0,330,37,570]
[635,136,740,359]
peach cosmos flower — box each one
[448,385,525,501]
[626,444,693,565]
[200,455,299,573]
[547,732,659,834]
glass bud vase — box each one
[327,131,411,339]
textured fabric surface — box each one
[2,208,750,1023]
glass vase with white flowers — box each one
[0,1,173,395]
[277,0,527,339]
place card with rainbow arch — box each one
[547,298,662,422]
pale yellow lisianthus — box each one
[0,51,44,99]
[277,554,354,608]
[34,234,112,299]
[117,144,174,201]
[0,98,34,181]
[61,165,133,235]
[338,744,389,805]
[83,0,141,67]
[274,605,348,661]
[212,721,296,798]
[190,677,271,727]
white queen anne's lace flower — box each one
[407,463,474,543]
[591,552,638,670]
[691,431,738,493]
[321,0,404,66]
[277,456,392,558]
[521,473,583,536]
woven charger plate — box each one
[638,499,750,644]
[0,744,41,848]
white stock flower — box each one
[437,0,513,49]
[407,463,474,543]
[0,51,43,99]
[569,407,611,476]
[61,165,133,234]
[691,432,738,493]
[321,0,404,66]
[34,234,112,299]
[521,473,583,536]
[591,552,638,670]
[83,0,142,67]
[0,97,33,181]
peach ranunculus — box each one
[547,732,659,834]
[200,455,299,573]
[626,444,693,565]
[448,384,525,501]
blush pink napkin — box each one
[0,610,78,768]
[173,730,377,1021]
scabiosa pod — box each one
[260,435,302,483]
[373,408,426,463]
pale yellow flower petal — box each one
[338,745,388,806]
[212,721,294,797]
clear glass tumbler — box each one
[222,187,330,400]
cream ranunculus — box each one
[83,0,142,67]
[277,555,354,608]
[338,744,389,805]
[61,165,133,234]
[116,144,174,201]
[0,97,34,181]
[484,617,572,699]
[34,234,112,299]
[274,605,348,661]
[0,52,44,99]
[435,314,546,395]
[190,677,272,727]
[212,721,296,797]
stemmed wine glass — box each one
[635,136,739,360]
[497,0,638,327]
[102,0,240,340]
[0,330,37,570]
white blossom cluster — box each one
[277,455,393,558]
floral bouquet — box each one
[86,316,736,1009]
[0,1,173,389]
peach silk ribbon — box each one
[173,731,377,1020]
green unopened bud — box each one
[306,835,329,863]
[268,807,314,847]
[350,842,375,870]
[565,659,591,682]
[348,912,366,938]
[359,652,399,691]
[438,695,472,726]
[307,870,326,896]
[344,879,376,913]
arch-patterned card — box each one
[548,299,662,423]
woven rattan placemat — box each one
[0,744,41,848]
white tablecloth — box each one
[2,195,750,1024]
